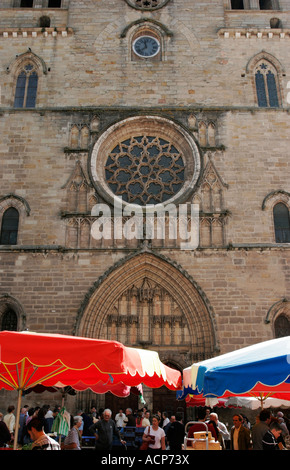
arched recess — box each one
[0,294,26,331]
[264,298,290,338]
[75,250,218,366]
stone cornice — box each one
[0,27,73,38]
[0,243,289,253]
[218,27,290,39]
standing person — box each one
[4,405,15,442]
[164,415,175,436]
[142,414,166,451]
[262,422,283,450]
[26,410,60,450]
[115,408,126,428]
[124,408,135,427]
[230,414,252,450]
[166,412,185,452]
[89,408,126,451]
[142,411,151,427]
[162,412,170,429]
[136,410,144,427]
[44,405,54,433]
[18,406,29,444]
[251,409,271,450]
[209,412,230,449]
[63,416,83,450]
[0,412,11,448]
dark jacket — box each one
[0,421,11,447]
[89,418,121,450]
[125,414,136,427]
[166,421,185,451]
[262,430,280,450]
[230,425,252,450]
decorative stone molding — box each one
[218,28,290,39]
[0,27,73,39]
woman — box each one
[63,416,83,450]
[142,414,166,450]
[136,411,144,428]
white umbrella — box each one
[225,396,290,410]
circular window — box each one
[105,135,185,205]
[125,0,171,11]
[90,116,201,208]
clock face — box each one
[133,36,160,58]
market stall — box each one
[0,330,182,449]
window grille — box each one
[255,62,279,107]
[14,64,38,108]
[273,203,290,243]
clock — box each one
[133,36,160,58]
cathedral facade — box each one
[0,0,290,413]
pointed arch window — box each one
[255,61,280,108]
[0,208,19,245]
[273,203,290,243]
[14,63,38,108]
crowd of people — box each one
[0,400,289,451]
[185,407,290,451]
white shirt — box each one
[145,426,165,449]
[115,413,126,427]
[162,418,170,428]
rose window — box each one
[105,135,185,205]
[125,0,171,10]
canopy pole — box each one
[13,388,23,450]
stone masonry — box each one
[0,0,289,414]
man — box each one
[164,415,175,436]
[142,411,151,427]
[251,409,271,450]
[124,408,135,427]
[89,408,126,451]
[209,412,230,449]
[166,413,185,452]
[115,408,126,428]
[27,415,60,450]
[162,412,170,429]
[230,414,252,450]
[262,421,283,450]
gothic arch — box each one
[264,298,290,338]
[75,250,218,364]
[0,294,26,331]
[246,51,285,76]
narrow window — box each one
[0,208,19,245]
[14,64,38,108]
[273,203,290,243]
[231,0,244,9]
[20,0,33,7]
[48,0,62,7]
[254,62,279,108]
[1,309,18,331]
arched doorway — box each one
[75,251,218,412]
